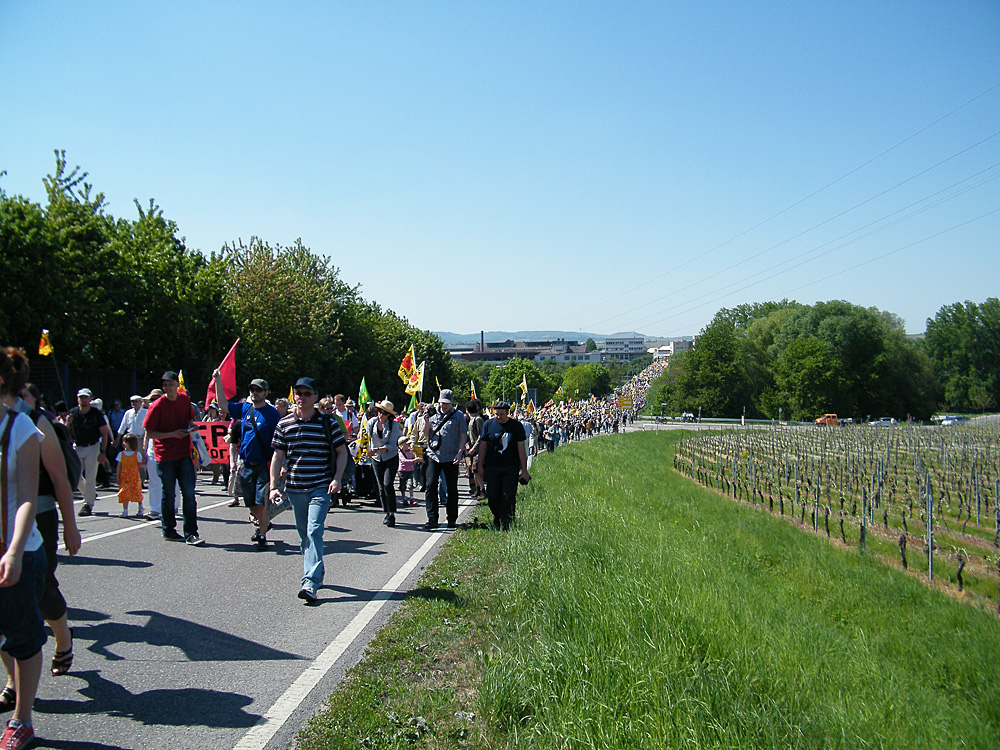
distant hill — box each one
[434,330,648,347]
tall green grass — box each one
[479,431,999,749]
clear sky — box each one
[2,2,997,339]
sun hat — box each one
[375,399,396,416]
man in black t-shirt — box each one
[66,387,112,516]
[476,400,530,531]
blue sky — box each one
[2,2,997,339]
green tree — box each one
[484,358,555,406]
[585,337,597,352]
[924,298,1000,412]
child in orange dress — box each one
[117,433,146,517]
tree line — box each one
[0,152,453,407]
[646,298,1000,421]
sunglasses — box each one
[249,386,265,393]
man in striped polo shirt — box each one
[269,377,348,603]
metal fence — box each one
[28,358,160,409]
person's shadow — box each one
[34,668,259,728]
[74,609,305,662]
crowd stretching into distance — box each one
[0,345,661,749]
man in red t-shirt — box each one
[143,370,204,545]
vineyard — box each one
[674,419,1000,611]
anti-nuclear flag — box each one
[519,374,528,401]
[408,392,418,411]
[471,379,478,400]
[358,377,372,407]
[555,385,563,397]
[288,386,294,402]
[405,361,425,396]
[38,329,54,356]
[527,400,537,415]
[178,370,188,394]
[398,344,416,384]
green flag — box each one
[408,392,418,411]
[358,377,371,407]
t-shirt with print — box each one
[481,417,526,470]
[228,401,280,465]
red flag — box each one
[206,339,240,409]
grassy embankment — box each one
[297,431,1000,749]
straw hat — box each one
[375,399,396,416]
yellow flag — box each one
[519,374,528,401]
[398,344,416,384]
[38,329,54,356]
[406,361,425,396]
[288,386,294,402]
[435,375,442,390]
[178,370,187,393]
[471,379,477,400]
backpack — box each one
[31,408,83,492]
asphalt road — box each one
[27,473,471,750]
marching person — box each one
[269,377,348,604]
[366,400,401,527]
[476,400,531,531]
[214,372,280,551]
[143,371,203,546]
[66,388,112,517]
[0,347,46,749]
[421,389,467,530]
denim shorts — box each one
[0,547,48,660]
[239,462,271,507]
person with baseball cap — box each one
[143,371,204,545]
[476,400,530,530]
[214,371,280,550]
[66,387,113,517]
[420,389,468,530]
[269,377,348,603]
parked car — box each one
[941,415,968,426]
[814,413,838,426]
[872,417,897,426]
[681,412,696,423]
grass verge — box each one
[297,431,1000,749]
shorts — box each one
[0,547,48,660]
[239,462,270,507]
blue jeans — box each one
[286,485,332,590]
[158,457,198,537]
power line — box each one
[586,144,1000,332]
[548,81,1000,328]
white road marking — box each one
[61,499,237,549]
[232,530,445,750]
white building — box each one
[604,334,646,361]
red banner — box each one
[195,421,232,465]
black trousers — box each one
[485,465,520,530]
[425,459,459,525]
[34,508,67,621]
[372,456,399,516]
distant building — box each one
[604,334,646,361]
[451,338,599,363]
[650,339,694,359]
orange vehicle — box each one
[815,413,839,426]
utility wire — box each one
[591,159,1000,331]
[550,81,1000,328]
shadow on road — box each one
[72,610,304,662]
[34,669,260,728]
